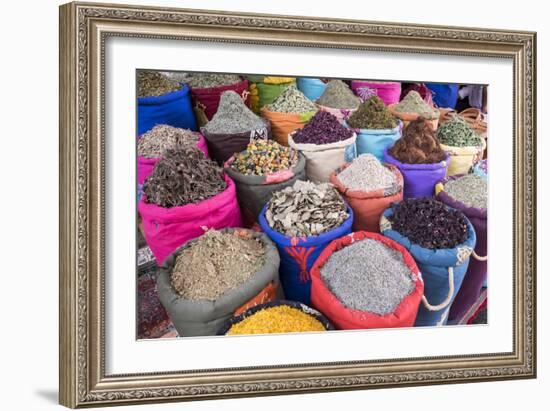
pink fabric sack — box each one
[137,133,209,185]
[350,81,401,106]
[138,174,242,264]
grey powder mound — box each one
[320,238,414,315]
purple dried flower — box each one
[292,111,353,145]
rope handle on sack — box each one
[421,267,455,312]
[472,250,488,261]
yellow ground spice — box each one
[227,306,326,335]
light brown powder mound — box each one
[170,230,265,300]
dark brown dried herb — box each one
[388,198,468,249]
[143,146,226,207]
[388,118,447,164]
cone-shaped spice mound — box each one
[347,96,397,129]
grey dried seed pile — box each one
[265,180,349,237]
[186,73,242,88]
[171,230,265,300]
[143,146,226,207]
[320,238,414,315]
[202,90,267,134]
[266,85,318,113]
[137,71,182,98]
[317,80,361,109]
[138,125,199,158]
[444,174,487,209]
[337,154,397,192]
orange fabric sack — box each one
[260,107,316,146]
[330,163,404,232]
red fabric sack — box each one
[138,174,242,265]
[190,80,251,122]
[310,231,424,329]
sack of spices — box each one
[137,71,197,135]
[316,80,361,123]
[247,76,296,114]
[188,74,250,126]
[345,96,401,161]
[380,198,476,326]
[330,154,403,232]
[156,228,280,336]
[259,180,354,305]
[388,91,440,131]
[224,140,307,227]
[383,118,449,198]
[436,115,486,176]
[261,85,318,146]
[138,147,242,264]
[350,80,402,106]
[297,77,328,101]
[201,90,271,165]
[435,174,487,321]
[137,125,209,185]
[310,231,424,329]
[288,111,357,183]
[218,300,334,335]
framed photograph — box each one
[59,1,537,408]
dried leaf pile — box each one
[138,125,198,158]
[266,85,318,113]
[265,180,349,237]
[171,230,265,300]
[143,146,226,207]
[137,71,182,98]
[346,96,398,129]
[393,91,439,119]
[317,80,361,109]
[437,115,482,147]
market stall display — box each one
[435,174,487,321]
[137,71,197,134]
[157,228,280,336]
[259,180,353,304]
[383,118,449,198]
[380,198,476,326]
[224,140,307,226]
[330,154,403,232]
[288,111,357,182]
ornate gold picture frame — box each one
[59,1,536,408]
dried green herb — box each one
[187,73,242,88]
[346,96,397,129]
[393,91,439,119]
[317,80,360,109]
[202,91,266,134]
[143,146,226,207]
[266,85,318,113]
[171,229,265,300]
[437,115,482,147]
[137,71,182,98]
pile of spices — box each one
[143,146,226,207]
[437,115,482,147]
[265,180,349,237]
[292,111,354,144]
[138,125,199,158]
[227,305,326,334]
[266,85,318,113]
[171,230,265,300]
[346,96,398,129]
[202,90,266,134]
[393,91,439,119]
[317,80,361,109]
[186,73,242,88]
[387,198,468,249]
[388,118,447,164]
[231,140,298,176]
[137,71,182,98]
[336,154,396,192]
[320,239,414,315]
[443,174,487,209]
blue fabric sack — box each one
[425,83,459,109]
[259,204,354,305]
[347,121,402,161]
[137,83,197,135]
[297,78,327,101]
[380,205,476,326]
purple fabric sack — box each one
[435,174,487,321]
[383,148,450,198]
